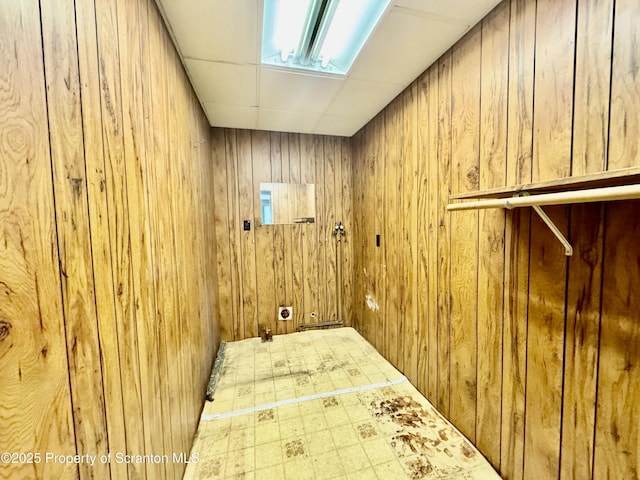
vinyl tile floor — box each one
[184,327,501,480]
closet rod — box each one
[447,183,640,211]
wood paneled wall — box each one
[352,0,640,479]
[212,130,353,341]
[0,1,218,479]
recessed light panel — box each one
[262,0,390,75]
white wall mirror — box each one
[260,182,315,225]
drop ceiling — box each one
[156,0,502,137]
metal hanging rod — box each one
[447,183,640,257]
[447,184,640,211]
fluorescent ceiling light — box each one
[262,0,390,75]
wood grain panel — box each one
[607,0,640,169]
[402,83,419,385]
[252,131,277,336]
[94,0,147,474]
[4,0,219,478]
[572,0,614,175]
[532,0,576,181]
[594,200,640,479]
[75,0,130,475]
[501,3,535,474]
[449,26,481,439]
[144,8,178,476]
[500,208,530,480]
[506,0,536,185]
[523,206,568,479]
[384,99,401,368]
[476,2,509,466]
[560,204,603,480]
[351,1,640,480]
[211,130,352,340]
[300,134,319,327]
[425,66,439,403]
[0,2,76,478]
[436,53,452,416]
[288,133,303,332]
[340,137,354,328]
[416,70,431,396]
[40,1,111,478]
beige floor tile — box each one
[225,448,255,477]
[337,443,372,473]
[329,424,360,447]
[305,429,335,456]
[302,412,328,433]
[323,407,351,428]
[283,458,315,480]
[373,459,408,479]
[361,437,399,466]
[278,418,305,441]
[254,441,283,470]
[188,328,501,480]
[344,467,378,480]
[255,463,285,480]
[255,423,282,446]
[313,451,345,479]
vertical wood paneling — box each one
[211,130,352,340]
[75,0,130,475]
[500,207,531,480]
[402,83,419,385]
[238,129,259,338]
[449,26,481,439]
[523,207,568,479]
[607,0,640,170]
[374,115,386,353]
[0,2,76,479]
[572,0,614,175]
[40,0,111,478]
[476,2,509,466]
[416,71,431,396]
[2,0,220,477]
[340,137,354,327]
[351,1,640,480]
[560,204,603,480]
[501,1,535,476]
[252,130,276,336]
[436,53,452,416]
[288,133,303,332]
[384,99,400,367]
[426,66,440,403]
[532,0,576,181]
[594,201,640,479]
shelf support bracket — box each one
[528,202,573,256]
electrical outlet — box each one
[278,307,293,321]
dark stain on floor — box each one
[374,396,428,428]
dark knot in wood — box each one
[0,320,12,341]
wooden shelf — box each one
[449,166,640,201]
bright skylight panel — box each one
[262,0,391,75]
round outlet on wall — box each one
[278,307,292,321]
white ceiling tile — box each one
[204,103,258,130]
[314,115,371,137]
[259,69,345,113]
[395,0,501,25]
[185,59,257,105]
[157,0,258,63]
[326,80,403,118]
[258,108,319,134]
[158,0,502,135]
[349,9,469,84]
